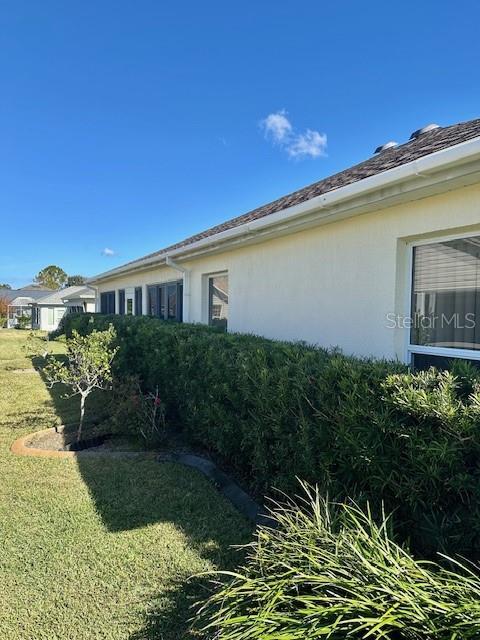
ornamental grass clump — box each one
[197,483,480,639]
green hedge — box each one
[63,313,480,558]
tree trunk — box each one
[77,394,86,442]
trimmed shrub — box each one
[197,484,480,639]
[62,313,480,557]
[16,315,31,329]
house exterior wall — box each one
[64,300,96,313]
[94,182,480,361]
[95,266,181,315]
[38,306,66,331]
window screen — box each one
[134,287,142,315]
[100,291,115,314]
[208,274,228,330]
[411,236,480,350]
[147,281,182,321]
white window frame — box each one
[202,271,228,326]
[406,229,480,363]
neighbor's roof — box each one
[94,117,480,279]
[0,287,55,303]
[34,285,95,306]
[60,286,95,302]
[19,284,53,290]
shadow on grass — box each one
[128,574,215,640]
[34,353,252,639]
[77,453,249,638]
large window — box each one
[100,291,115,314]
[410,235,480,355]
[208,274,228,329]
[147,281,183,321]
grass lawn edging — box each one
[11,427,264,524]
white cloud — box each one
[286,129,328,159]
[260,110,327,160]
[101,247,115,257]
[261,110,292,143]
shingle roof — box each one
[0,287,55,302]
[34,285,95,306]
[60,286,95,302]
[116,117,480,272]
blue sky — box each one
[1,1,480,287]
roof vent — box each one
[374,141,398,154]
[410,123,440,139]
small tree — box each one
[44,325,118,441]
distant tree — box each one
[0,296,9,327]
[34,265,67,290]
[66,275,86,287]
[0,283,11,289]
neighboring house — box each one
[89,118,480,367]
[60,285,97,315]
[31,286,96,331]
[1,285,55,328]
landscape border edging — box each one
[10,426,157,460]
[158,452,272,526]
[11,428,271,525]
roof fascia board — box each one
[89,136,480,284]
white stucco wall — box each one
[94,182,480,360]
[38,306,66,331]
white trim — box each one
[202,270,228,326]
[403,244,414,364]
[406,229,480,362]
[408,344,480,361]
[166,256,191,322]
[408,227,480,247]
[145,277,183,286]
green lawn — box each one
[0,330,251,639]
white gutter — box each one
[165,256,191,322]
[89,135,480,283]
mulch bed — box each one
[26,426,110,452]
[25,424,196,454]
